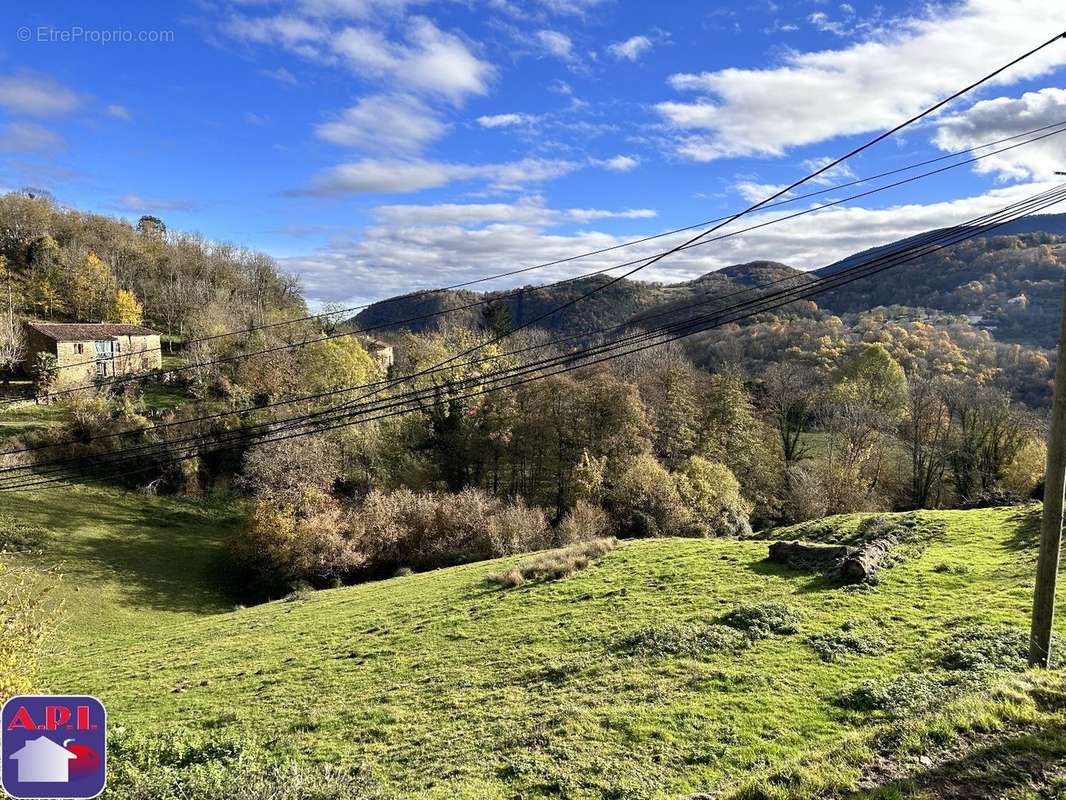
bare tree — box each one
[0,290,25,384]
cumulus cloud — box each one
[0,72,82,117]
[332,18,493,101]
[0,122,64,152]
[316,94,447,153]
[226,14,493,101]
[657,0,1066,161]
[607,35,652,61]
[599,154,639,172]
[279,181,1065,305]
[934,88,1066,181]
[477,112,538,128]
[536,29,575,62]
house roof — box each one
[25,321,160,342]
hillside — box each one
[9,485,1066,799]
[354,228,1066,371]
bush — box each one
[721,603,800,639]
[231,487,557,594]
[674,456,752,537]
[1001,438,1046,497]
[556,500,612,544]
[620,621,750,658]
[487,538,616,588]
[229,491,363,593]
[349,488,551,573]
[607,453,690,537]
[238,435,342,505]
[0,559,58,697]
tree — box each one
[69,252,115,321]
[901,376,950,509]
[31,352,58,397]
[674,456,752,537]
[762,361,818,464]
[109,288,144,325]
[136,215,166,238]
[0,298,25,381]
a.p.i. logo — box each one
[1,695,106,799]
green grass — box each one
[0,400,69,443]
[139,381,193,411]
[6,488,1066,798]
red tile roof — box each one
[25,321,160,342]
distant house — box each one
[362,336,394,370]
[24,321,163,384]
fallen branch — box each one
[840,536,897,583]
[768,541,854,569]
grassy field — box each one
[6,486,1066,798]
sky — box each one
[2,0,1066,309]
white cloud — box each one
[0,122,63,152]
[536,29,575,61]
[331,17,493,101]
[599,154,639,172]
[316,94,447,153]
[243,111,271,126]
[657,0,1066,162]
[262,66,299,84]
[279,181,1066,305]
[113,194,198,212]
[290,157,583,195]
[107,104,132,121]
[607,35,652,61]
[934,88,1066,181]
[372,196,656,226]
[226,14,493,101]
[477,112,538,128]
[0,72,81,117]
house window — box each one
[96,360,108,378]
[74,343,84,355]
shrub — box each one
[556,500,611,545]
[1001,437,1046,497]
[349,488,551,573]
[674,456,752,537]
[620,621,750,658]
[806,623,886,662]
[238,435,342,505]
[721,603,800,639]
[0,559,59,697]
[487,538,616,588]
[229,491,363,594]
[607,453,690,537]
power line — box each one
[20,118,1066,405]
[7,183,1063,491]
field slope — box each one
[7,488,1066,799]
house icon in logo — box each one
[9,736,76,783]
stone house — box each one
[24,321,163,385]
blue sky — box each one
[2,0,1066,307]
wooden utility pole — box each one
[1030,171,1066,667]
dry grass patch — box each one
[487,538,617,588]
